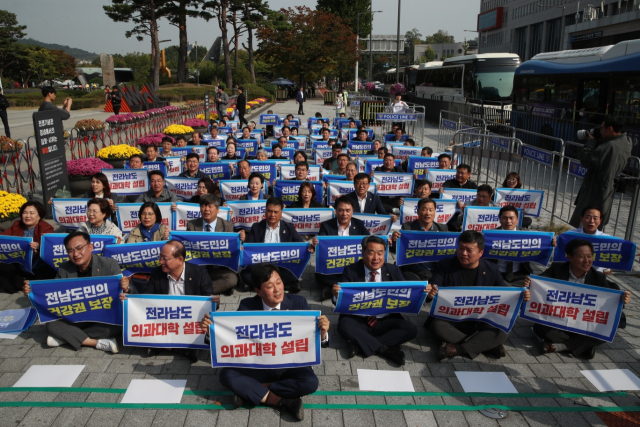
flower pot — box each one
[192,127,207,135]
[69,176,92,197]
[101,158,126,168]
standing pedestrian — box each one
[104,85,111,104]
[109,86,122,115]
[236,86,248,126]
[296,87,305,115]
[215,85,229,121]
[334,93,346,117]
[38,87,72,121]
[0,89,10,138]
[569,117,632,228]
[311,85,316,98]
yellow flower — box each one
[0,191,27,219]
[97,145,143,160]
[163,124,194,134]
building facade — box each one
[414,42,478,63]
[477,0,640,60]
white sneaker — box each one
[95,338,119,353]
[46,336,65,347]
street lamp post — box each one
[396,0,401,84]
[195,41,199,86]
[355,10,382,92]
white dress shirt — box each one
[571,228,608,272]
[338,221,351,236]
[364,265,387,319]
[261,299,329,343]
[568,267,587,284]
[265,223,281,243]
[204,218,218,232]
[357,195,367,213]
[167,265,186,295]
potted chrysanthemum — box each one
[66,158,114,196]
[97,144,143,168]
[183,118,208,134]
[74,119,106,137]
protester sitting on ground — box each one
[78,198,123,243]
[289,161,310,181]
[366,139,383,155]
[293,150,307,164]
[330,153,350,176]
[136,171,178,203]
[438,153,452,169]
[231,159,252,181]
[399,180,432,207]
[403,138,415,146]
[128,154,144,169]
[333,236,419,365]
[161,137,176,158]
[401,146,432,172]
[0,201,56,292]
[187,177,217,205]
[179,153,208,179]
[289,181,323,209]
[175,136,188,147]
[200,264,329,421]
[442,164,478,190]
[566,206,610,273]
[271,144,287,160]
[189,132,203,145]
[23,231,123,353]
[525,238,630,359]
[221,142,243,160]
[255,149,268,161]
[347,173,396,222]
[427,230,530,360]
[206,146,220,163]
[344,162,358,181]
[239,172,270,201]
[145,144,165,163]
[450,184,500,231]
[373,153,404,214]
[322,144,342,171]
[377,147,388,159]
[126,202,170,243]
[501,171,533,228]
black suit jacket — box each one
[339,260,405,283]
[431,257,508,289]
[246,219,303,243]
[138,262,214,295]
[346,191,388,215]
[374,165,404,173]
[318,217,370,237]
[239,293,310,311]
[289,200,324,208]
[401,220,448,232]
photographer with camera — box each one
[569,117,631,229]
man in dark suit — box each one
[390,197,447,281]
[121,240,216,362]
[525,239,631,359]
[372,153,405,218]
[22,231,123,353]
[441,164,478,190]
[239,197,305,293]
[346,173,397,223]
[332,236,420,366]
[296,87,305,115]
[312,196,370,301]
[236,86,248,126]
[186,194,238,295]
[427,230,530,360]
[200,264,330,420]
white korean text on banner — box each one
[327,181,376,205]
[209,311,321,368]
[165,177,199,200]
[280,165,322,181]
[372,172,414,197]
[40,234,116,270]
[347,142,373,156]
[390,145,422,161]
[281,208,335,235]
[399,198,457,224]
[248,160,276,182]
[172,202,230,230]
[315,236,388,275]
[226,200,266,230]
[352,213,393,236]
[165,157,183,177]
[103,241,164,275]
[218,180,266,201]
[462,206,522,231]
[441,188,477,205]
[52,198,90,229]
[554,232,637,272]
[407,157,440,179]
[495,188,544,217]
[427,169,457,190]
[483,230,555,266]
[169,231,241,272]
[335,282,427,315]
[396,231,460,266]
[116,203,172,234]
[198,162,231,181]
[357,156,378,173]
[124,295,214,349]
[240,243,311,279]
[0,236,32,273]
[101,169,149,195]
[429,287,525,333]
[273,180,323,206]
[520,275,624,342]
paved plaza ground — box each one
[0,97,639,426]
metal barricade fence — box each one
[438,110,487,153]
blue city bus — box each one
[510,39,640,155]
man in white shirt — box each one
[566,206,609,273]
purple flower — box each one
[67,158,114,177]
[183,118,208,128]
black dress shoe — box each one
[278,397,304,421]
[485,344,506,359]
[232,394,244,409]
[185,349,199,363]
[321,287,333,301]
[584,346,596,360]
[376,345,405,365]
[147,348,160,357]
[347,341,359,359]
[436,342,457,360]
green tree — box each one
[425,30,455,44]
[123,52,152,86]
[235,0,273,84]
[188,45,208,62]
[404,28,423,63]
[202,0,233,88]
[316,0,371,38]
[0,10,27,79]
[422,46,436,63]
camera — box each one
[577,127,601,140]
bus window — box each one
[580,80,601,110]
[526,77,547,102]
[612,76,640,118]
[472,65,514,101]
[550,76,577,105]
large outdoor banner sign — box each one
[399,198,457,224]
[495,188,544,217]
[280,165,322,181]
[441,188,477,204]
[315,236,388,275]
[102,169,149,195]
[28,275,123,325]
[198,162,232,181]
[335,282,427,315]
[281,208,335,235]
[219,180,256,201]
[40,234,116,270]
[273,180,323,206]
[260,114,278,125]
[171,202,230,231]
[123,295,214,349]
[426,169,457,190]
[52,198,90,229]
[103,241,164,275]
[241,243,311,279]
[429,287,525,333]
[483,230,555,266]
[407,157,440,179]
[390,145,422,161]
[0,236,32,273]
[165,177,199,200]
[225,200,266,230]
[520,275,624,342]
[169,231,241,272]
[116,203,172,233]
[352,213,393,236]
[372,172,414,197]
[209,311,321,368]
[396,231,460,266]
[462,206,522,231]
[554,232,637,272]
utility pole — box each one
[396,0,401,84]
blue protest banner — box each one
[335,282,427,315]
[273,180,323,206]
[483,230,555,266]
[241,243,311,279]
[347,141,373,156]
[260,114,278,125]
[0,236,33,274]
[315,236,387,275]
[396,231,460,266]
[312,141,331,150]
[169,231,241,272]
[322,174,346,184]
[28,275,123,325]
[554,232,637,271]
[124,161,167,177]
[199,162,231,181]
[236,139,258,156]
[365,159,402,175]
[103,241,164,275]
[0,307,37,334]
[248,160,277,182]
[264,147,296,160]
[40,233,117,270]
[407,156,439,179]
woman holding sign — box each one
[126,203,170,243]
[239,172,271,201]
[78,199,123,243]
[502,171,532,228]
[289,182,323,208]
[0,201,56,292]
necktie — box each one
[506,261,514,282]
[206,224,211,232]
[367,271,378,327]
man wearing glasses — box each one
[120,240,216,362]
[135,170,178,203]
[22,231,123,353]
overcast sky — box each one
[0,0,479,56]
